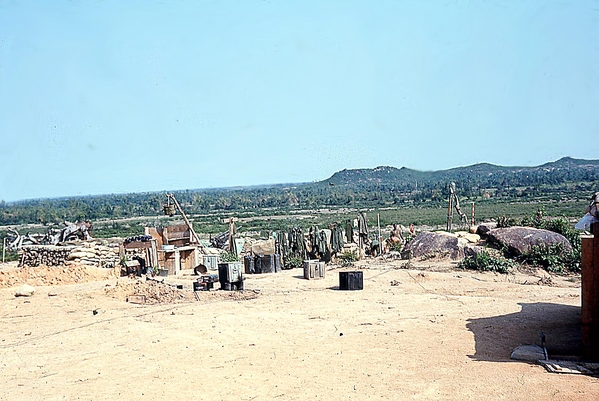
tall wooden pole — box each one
[471,202,475,227]
[2,237,5,264]
[166,194,206,252]
[446,187,454,232]
[377,213,382,256]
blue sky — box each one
[1,0,598,202]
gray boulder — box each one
[463,245,501,258]
[486,226,572,256]
[404,231,466,260]
[476,222,498,237]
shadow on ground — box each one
[466,302,581,361]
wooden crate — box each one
[303,260,325,280]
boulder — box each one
[463,245,500,258]
[476,222,498,237]
[404,231,465,260]
[486,227,572,256]
[455,231,481,243]
[15,284,36,297]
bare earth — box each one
[1,259,597,401]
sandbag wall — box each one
[19,241,121,268]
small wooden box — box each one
[303,260,325,280]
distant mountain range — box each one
[319,157,599,190]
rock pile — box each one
[19,241,121,268]
[19,245,72,267]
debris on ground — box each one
[539,360,599,376]
[105,279,194,305]
[105,278,260,304]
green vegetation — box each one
[494,208,582,273]
[284,255,304,268]
[520,243,579,273]
[339,250,358,267]
[0,242,19,262]
[1,157,596,227]
[458,250,516,274]
[220,252,239,262]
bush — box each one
[497,215,517,228]
[520,243,580,273]
[458,250,515,274]
[285,255,303,268]
[338,250,358,267]
[221,252,239,262]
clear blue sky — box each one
[1,0,598,202]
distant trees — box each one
[2,160,599,226]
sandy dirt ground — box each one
[1,259,598,401]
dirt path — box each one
[0,261,596,400]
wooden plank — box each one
[127,295,146,304]
[123,241,153,249]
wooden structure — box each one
[122,239,159,269]
[145,225,201,276]
[582,223,599,360]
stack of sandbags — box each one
[66,241,121,268]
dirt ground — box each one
[1,259,597,401]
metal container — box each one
[303,259,325,280]
[339,271,363,290]
[258,255,276,274]
[203,255,220,271]
[218,262,243,290]
[273,254,281,273]
[244,255,255,274]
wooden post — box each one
[471,202,475,226]
[377,213,382,256]
[446,191,454,232]
[582,222,599,361]
[2,237,5,263]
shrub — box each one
[221,252,239,262]
[285,255,303,268]
[520,243,580,273]
[458,250,515,274]
[338,250,358,267]
[497,215,517,228]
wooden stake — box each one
[471,202,475,226]
[2,237,5,263]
